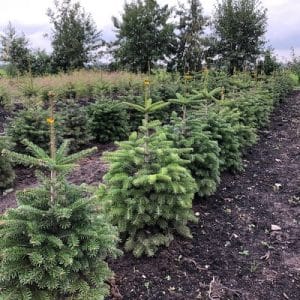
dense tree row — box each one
[0,0,275,76]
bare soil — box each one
[0,144,114,214]
[1,92,299,299]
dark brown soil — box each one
[1,93,300,299]
[0,144,115,214]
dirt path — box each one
[108,92,300,300]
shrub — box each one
[103,97,197,257]
[164,90,221,196]
[87,100,130,143]
[0,140,121,299]
[272,72,294,103]
[20,79,40,98]
[0,86,11,108]
[6,107,58,153]
[188,118,221,196]
[0,136,15,189]
[91,82,111,99]
[200,109,256,172]
[288,71,299,86]
[219,88,274,129]
[165,112,221,197]
[57,99,93,152]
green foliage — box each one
[87,100,130,143]
[272,71,294,102]
[0,86,11,108]
[103,94,196,257]
[103,123,197,257]
[0,140,121,299]
[219,87,274,128]
[0,22,31,75]
[30,49,53,76]
[212,0,267,73]
[112,0,176,72]
[20,78,40,98]
[0,136,15,189]
[165,112,220,197]
[199,108,256,172]
[288,49,300,81]
[7,100,94,153]
[288,72,299,86]
[259,48,280,75]
[6,107,59,153]
[171,0,208,73]
[57,99,93,152]
[47,0,103,72]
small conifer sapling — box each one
[0,92,120,299]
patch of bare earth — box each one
[0,144,115,214]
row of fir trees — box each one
[0,70,293,298]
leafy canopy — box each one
[111,0,176,73]
[47,0,103,72]
[212,0,267,73]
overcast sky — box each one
[0,0,299,61]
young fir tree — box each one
[197,107,256,172]
[165,75,221,196]
[0,93,120,299]
[102,81,197,257]
[57,99,93,152]
[0,136,15,189]
[183,71,255,172]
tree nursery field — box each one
[0,69,299,299]
[0,0,300,299]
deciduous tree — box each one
[111,0,176,73]
[47,0,103,72]
[171,0,208,73]
[212,0,267,73]
[0,22,31,75]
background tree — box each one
[256,47,279,75]
[212,0,267,74]
[171,0,208,73]
[111,0,176,73]
[288,47,300,80]
[47,0,103,72]
[30,49,53,76]
[0,22,31,76]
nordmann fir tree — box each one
[0,92,120,300]
[182,70,256,172]
[192,72,257,172]
[165,73,221,196]
[101,80,197,257]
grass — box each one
[0,70,149,104]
